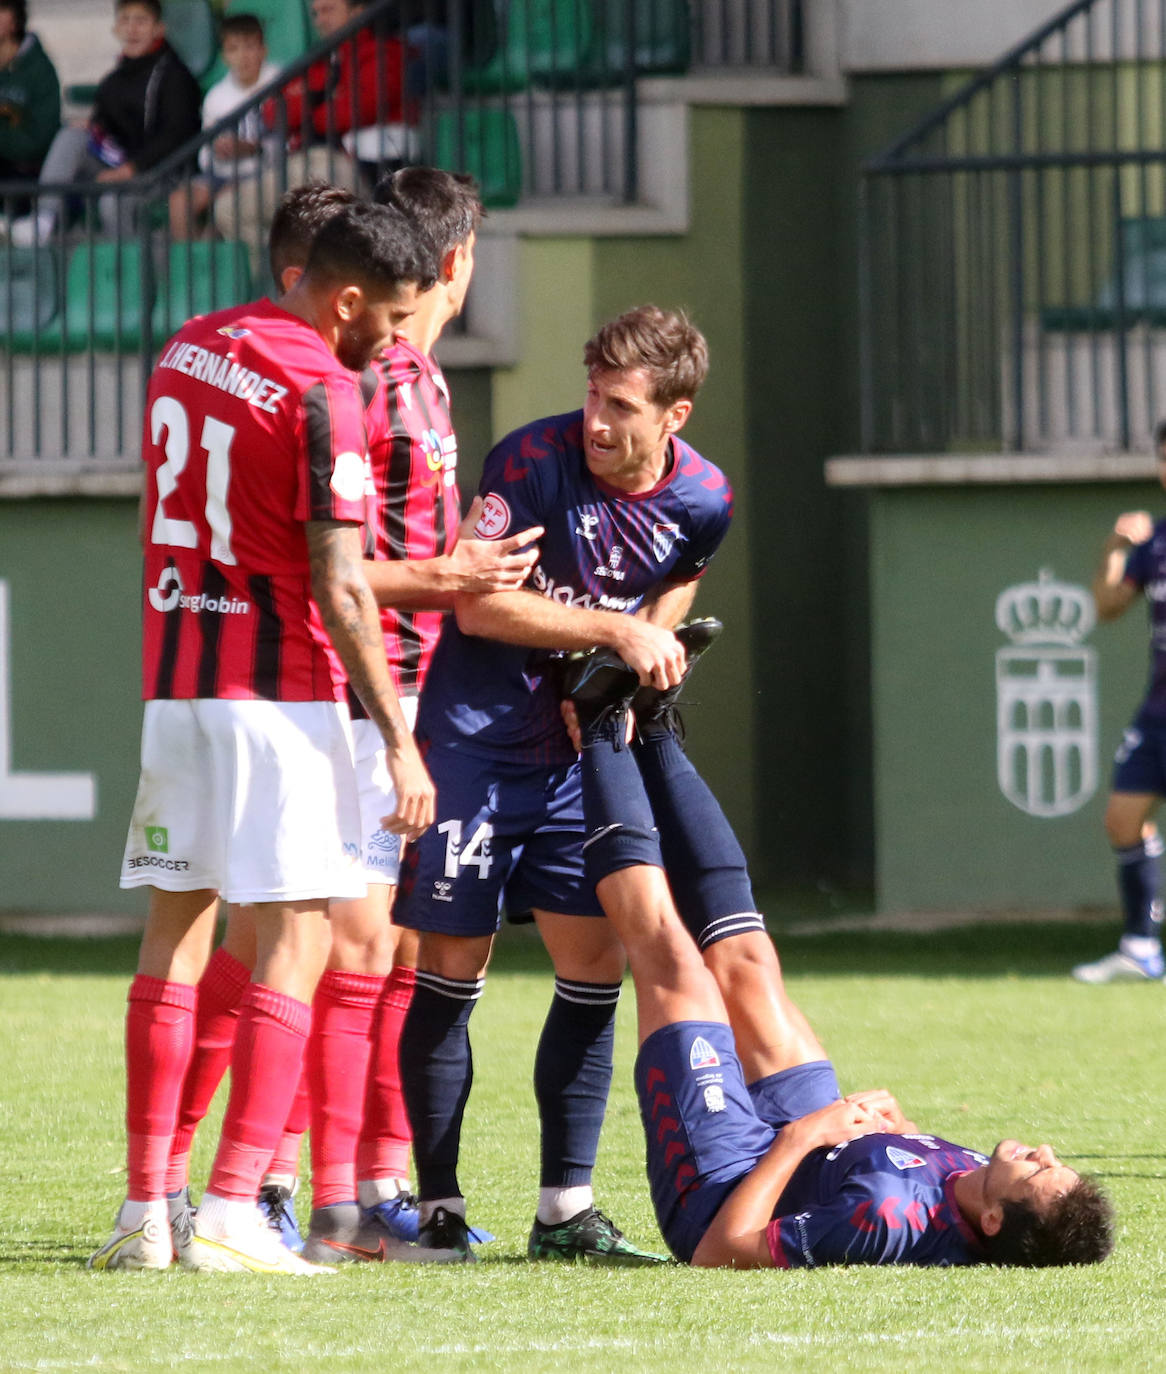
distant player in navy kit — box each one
[395,305,730,1261]
[1075,419,1166,984]
[563,638,1115,1269]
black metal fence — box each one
[0,0,801,467]
[860,0,1166,455]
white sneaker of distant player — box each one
[1071,946,1165,984]
[183,1194,335,1275]
[88,1198,172,1271]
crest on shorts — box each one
[703,1085,726,1113]
[995,568,1097,818]
[688,1036,720,1070]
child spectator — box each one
[169,13,277,241]
[8,0,200,245]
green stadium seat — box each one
[434,108,521,208]
[543,0,691,87]
[36,241,150,353]
[0,245,59,352]
[163,0,217,81]
[462,0,593,95]
[152,240,253,341]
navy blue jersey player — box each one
[1075,420,1166,984]
[563,642,1115,1270]
[394,305,730,1263]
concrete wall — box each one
[841,0,1062,72]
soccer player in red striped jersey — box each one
[160,177,541,1263]
[301,168,543,1262]
[91,201,437,1276]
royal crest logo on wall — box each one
[995,568,1097,818]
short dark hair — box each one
[372,166,483,261]
[583,305,709,408]
[304,200,437,298]
[984,1176,1115,1267]
[116,0,163,19]
[0,0,28,41]
[221,12,264,42]
[268,181,358,284]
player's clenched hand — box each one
[449,497,543,592]
[1113,510,1154,546]
[784,1098,879,1153]
[608,616,686,691]
[380,739,435,840]
[844,1088,917,1134]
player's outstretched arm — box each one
[690,1099,878,1270]
[308,520,435,840]
[362,497,544,610]
[1093,511,1151,620]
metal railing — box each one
[690,0,803,72]
[0,0,799,468]
[860,0,1166,455]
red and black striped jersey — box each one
[349,337,461,710]
[140,298,370,702]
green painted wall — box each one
[0,500,147,915]
[870,483,1151,911]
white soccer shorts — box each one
[350,696,418,887]
[120,699,366,903]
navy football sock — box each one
[399,972,484,1202]
[578,731,662,887]
[534,978,621,1187]
[1115,836,1164,941]
[632,730,762,948]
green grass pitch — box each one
[1,916,1164,1372]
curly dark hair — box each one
[984,1176,1115,1267]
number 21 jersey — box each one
[140,299,371,703]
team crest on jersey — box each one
[330,451,367,503]
[688,1036,720,1070]
[476,493,511,539]
[216,325,251,339]
[652,522,681,563]
[885,1146,927,1170]
[703,1085,726,1113]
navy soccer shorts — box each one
[635,1023,843,1263]
[394,744,604,937]
[1112,714,1166,796]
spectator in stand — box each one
[214,0,409,269]
[169,13,278,241]
[0,0,60,189]
[9,0,200,246]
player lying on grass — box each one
[562,624,1116,1268]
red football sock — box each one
[165,947,250,1194]
[125,975,197,1200]
[309,970,382,1207]
[206,984,311,1203]
[266,1061,310,1181]
[357,964,416,1184]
